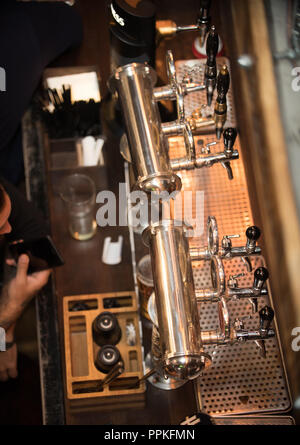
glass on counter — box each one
[60,173,97,241]
[136,254,154,320]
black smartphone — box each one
[9,235,64,274]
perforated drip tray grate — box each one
[193,256,291,416]
[165,64,291,414]
[175,57,236,127]
[168,133,252,245]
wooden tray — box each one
[63,291,146,404]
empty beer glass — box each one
[60,173,97,241]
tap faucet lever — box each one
[246,225,261,253]
[223,127,237,153]
[214,65,230,139]
[221,234,240,253]
[228,272,245,289]
[249,266,269,314]
[259,305,274,333]
[253,267,269,291]
[201,141,217,154]
[197,0,212,46]
[255,305,275,357]
[205,25,218,106]
[221,127,237,180]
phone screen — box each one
[9,236,64,274]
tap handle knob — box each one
[254,267,269,289]
[197,0,211,47]
[223,127,237,151]
[246,225,261,241]
[198,0,211,20]
[259,305,274,331]
[246,225,261,253]
[216,65,230,103]
[206,25,218,66]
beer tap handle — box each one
[245,225,261,254]
[197,0,212,47]
[248,267,269,314]
[246,225,261,241]
[221,127,237,180]
[206,25,219,65]
[198,0,212,21]
[216,65,230,102]
[256,305,274,357]
[221,128,237,178]
[215,65,230,139]
[205,25,218,106]
[259,305,274,332]
[223,127,237,152]
[254,267,269,290]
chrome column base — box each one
[144,353,187,391]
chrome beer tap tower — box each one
[109,25,276,389]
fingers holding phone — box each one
[7,254,51,307]
[8,236,64,274]
[3,236,63,324]
[27,267,52,294]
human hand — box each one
[0,323,17,382]
[8,254,51,306]
[6,239,23,267]
[0,255,51,329]
[0,343,17,382]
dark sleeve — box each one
[1,177,49,242]
[0,1,83,152]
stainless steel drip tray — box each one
[213,415,295,425]
[181,414,295,425]
[193,256,291,416]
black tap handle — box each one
[197,0,211,47]
[216,65,230,103]
[206,25,218,66]
[259,305,274,331]
[200,0,211,8]
[254,266,269,289]
[223,127,237,150]
[254,267,269,282]
[198,0,211,20]
[246,225,261,241]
